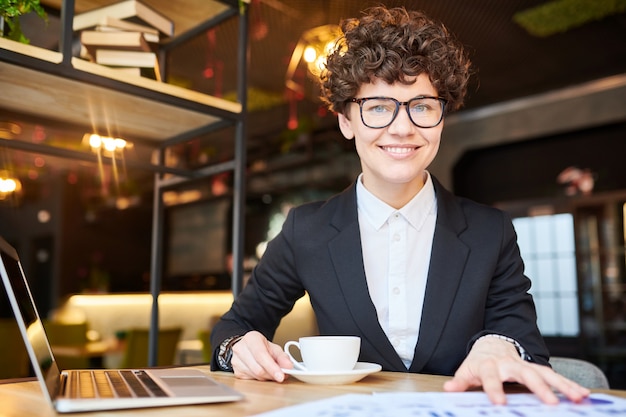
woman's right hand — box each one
[229,331,294,382]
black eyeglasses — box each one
[350,96,447,129]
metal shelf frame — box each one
[0,0,250,366]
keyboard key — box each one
[105,371,132,398]
[135,370,167,397]
[120,370,150,397]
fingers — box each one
[518,367,560,405]
[477,364,508,405]
[444,357,507,405]
[231,331,288,382]
[521,363,590,404]
[270,342,294,370]
[446,355,591,406]
[443,363,479,393]
[496,361,589,405]
[442,377,468,393]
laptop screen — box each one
[0,240,60,400]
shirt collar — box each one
[356,172,437,231]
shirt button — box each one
[392,287,401,295]
[392,338,400,347]
[393,233,401,241]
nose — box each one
[387,104,415,135]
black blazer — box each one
[211,176,550,375]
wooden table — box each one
[0,366,624,417]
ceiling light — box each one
[0,174,21,197]
[37,210,51,223]
[86,133,130,154]
[285,24,342,93]
[303,46,317,63]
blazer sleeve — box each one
[478,209,550,366]
[209,205,307,369]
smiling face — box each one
[338,74,443,208]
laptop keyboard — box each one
[68,370,168,399]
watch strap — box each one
[217,335,244,371]
[477,334,532,361]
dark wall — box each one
[58,181,154,296]
[453,122,626,205]
[0,175,62,315]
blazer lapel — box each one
[410,178,470,372]
[327,185,406,370]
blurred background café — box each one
[0,0,625,389]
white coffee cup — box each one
[283,336,361,372]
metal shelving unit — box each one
[0,0,249,366]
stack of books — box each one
[74,0,174,79]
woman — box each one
[211,6,589,405]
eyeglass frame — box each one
[349,96,447,129]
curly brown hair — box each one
[319,6,471,115]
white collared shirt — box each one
[356,172,437,368]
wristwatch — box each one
[478,334,532,361]
[217,335,244,371]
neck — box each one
[361,174,426,209]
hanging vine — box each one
[0,0,47,43]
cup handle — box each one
[283,341,307,371]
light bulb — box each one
[303,46,317,63]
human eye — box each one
[409,98,438,114]
[362,99,394,114]
[410,103,428,113]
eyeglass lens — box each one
[357,97,445,129]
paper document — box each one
[253,392,626,417]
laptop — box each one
[0,236,243,413]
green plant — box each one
[0,0,47,43]
[513,0,626,37]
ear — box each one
[337,113,355,140]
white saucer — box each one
[282,362,382,385]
